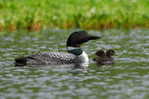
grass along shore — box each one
[0,0,149,31]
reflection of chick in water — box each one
[93,49,115,65]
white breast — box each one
[77,51,89,67]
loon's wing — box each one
[15,52,76,66]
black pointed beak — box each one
[88,35,101,40]
[76,34,100,47]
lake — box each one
[0,29,149,99]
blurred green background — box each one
[0,0,149,32]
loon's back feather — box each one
[15,52,76,66]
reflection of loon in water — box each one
[93,49,115,65]
[15,31,100,68]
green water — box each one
[0,29,149,99]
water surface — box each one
[0,29,149,99]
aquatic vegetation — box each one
[0,0,149,31]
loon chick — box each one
[15,31,100,68]
[93,49,115,65]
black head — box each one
[66,30,100,47]
[95,50,105,57]
[106,49,115,57]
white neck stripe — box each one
[67,47,80,50]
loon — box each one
[93,49,115,65]
[15,31,100,68]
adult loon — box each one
[93,49,115,65]
[15,31,100,68]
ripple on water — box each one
[0,29,149,99]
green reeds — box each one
[0,0,149,31]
